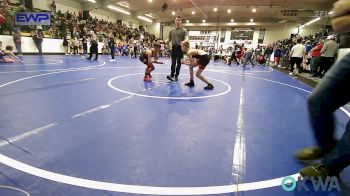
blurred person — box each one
[12,28,22,55]
[108,32,115,61]
[72,37,79,55]
[0,42,22,63]
[228,44,240,66]
[295,0,350,180]
[273,44,282,67]
[82,35,87,54]
[63,36,69,55]
[243,48,255,67]
[264,45,273,66]
[32,30,43,55]
[289,38,306,75]
[310,40,324,76]
[87,30,98,60]
[316,35,338,77]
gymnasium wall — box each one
[31,0,82,13]
[262,24,324,44]
[145,22,161,38]
[122,18,140,29]
[56,0,81,14]
[89,9,117,22]
[163,25,174,40]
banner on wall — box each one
[15,12,51,26]
[231,30,254,40]
[188,31,217,48]
[258,28,265,44]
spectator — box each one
[133,41,138,58]
[296,0,350,180]
[310,40,324,76]
[264,45,273,66]
[82,35,87,54]
[12,28,22,55]
[274,45,282,67]
[243,48,255,67]
[0,12,5,35]
[228,43,239,65]
[87,30,98,60]
[63,36,69,55]
[0,1,163,58]
[108,32,115,61]
[254,45,262,61]
[121,43,128,56]
[32,30,44,55]
[50,0,56,13]
[305,40,313,54]
[289,38,306,75]
[71,37,79,55]
[316,35,338,77]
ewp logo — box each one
[15,12,51,26]
[281,176,341,192]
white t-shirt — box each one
[291,44,306,58]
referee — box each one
[165,16,189,81]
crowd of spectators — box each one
[262,28,338,78]
[0,0,165,57]
[204,28,339,79]
[0,1,341,79]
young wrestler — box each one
[139,43,163,82]
[0,42,22,63]
[181,41,214,90]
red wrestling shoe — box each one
[143,76,151,82]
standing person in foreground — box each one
[295,0,350,180]
[139,43,163,82]
[165,16,189,82]
[181,41,214,90]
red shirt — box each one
[0,14,5,24]
[311,44,323,57]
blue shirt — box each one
[305,45,313,53]
[122,45,128,51]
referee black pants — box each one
[89,43,98,60]
[170,45,183,78]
